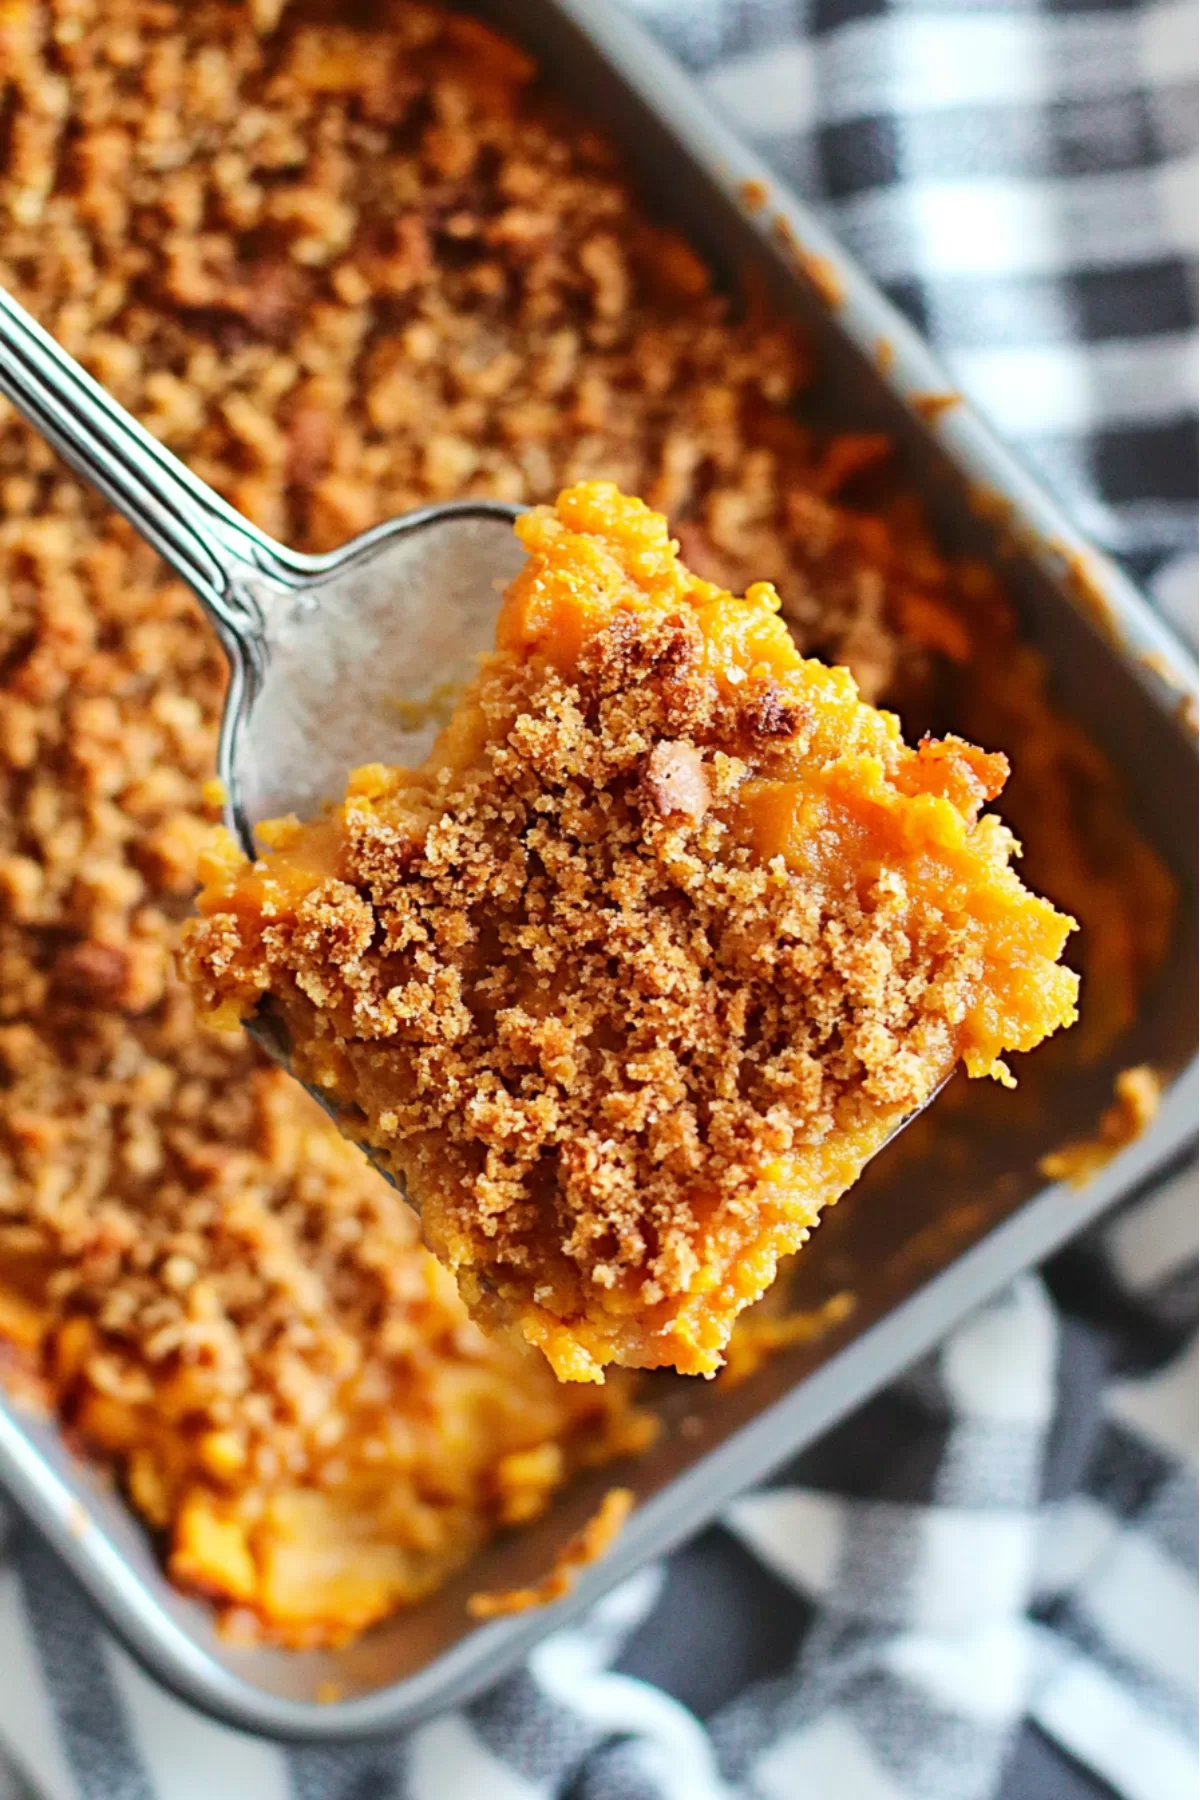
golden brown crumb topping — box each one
[466,1484,634,1618]
[1039,1065,1162,1188]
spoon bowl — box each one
[221,504,525,837]
[0,287,525,852]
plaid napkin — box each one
[0,0,1195,1797]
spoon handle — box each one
[0,286,279,665]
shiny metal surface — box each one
[0,0,1194,1743]
[0,285,525,860]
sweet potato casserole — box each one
[0,0,1175,1645]
[184,483,1078,1381]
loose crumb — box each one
[1061,546,1121,642]
[912,392,961,424]
[721,1290,857,1387]
[1039,1066,1163,1188]
[467,1487,634,1618]
[772,217,846,308]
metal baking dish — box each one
[0,0,1195,1741]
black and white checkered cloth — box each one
[642,0,1198,609]
[0,1,1194,1797]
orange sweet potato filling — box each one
[184,483,1079,1381]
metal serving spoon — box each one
[0,287,526,851]
[0,287,944,1193]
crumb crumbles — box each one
[184,483,1080,1382]
[466,1484,634,1618]
[1039,1065,1163,1189]
[0,0,1176,1645]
